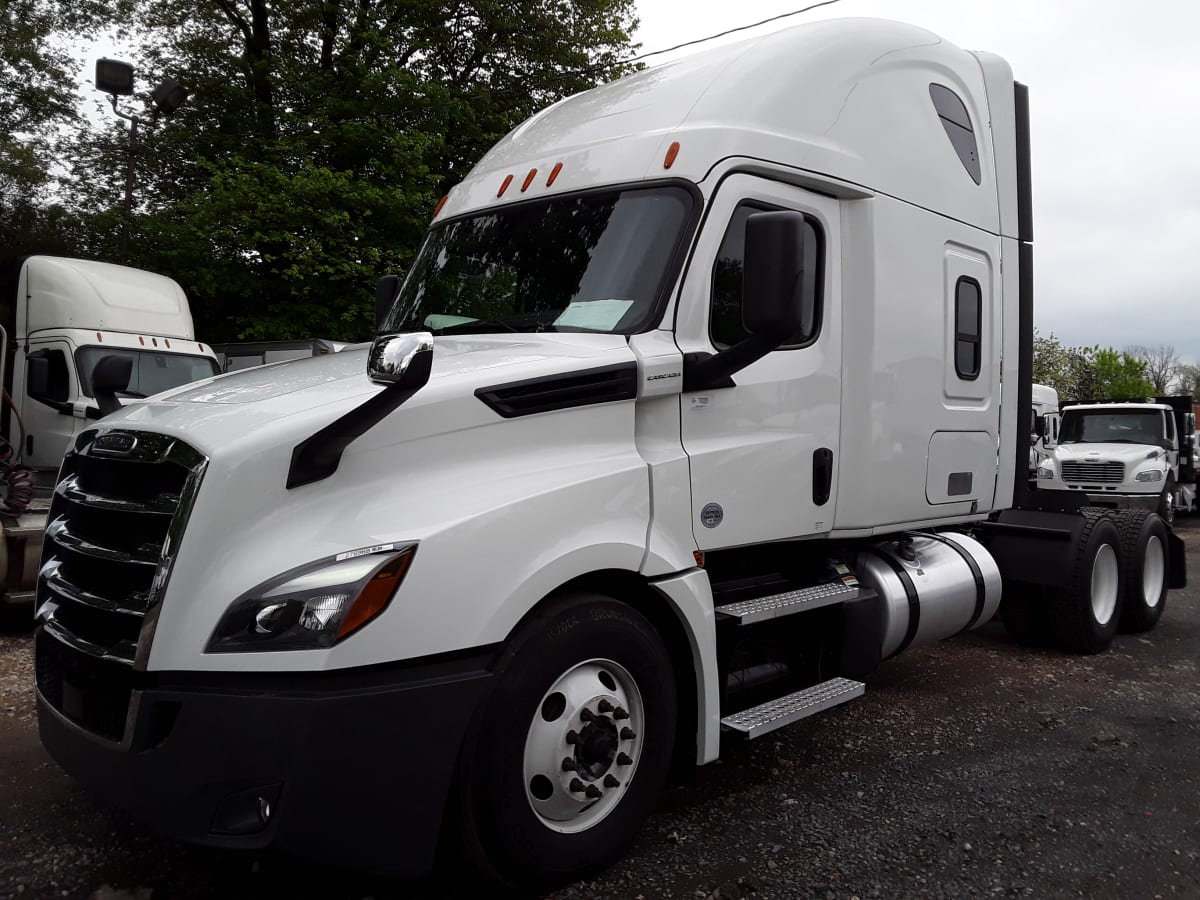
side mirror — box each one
[375,275,400,332]
[27,356,50,400]
[742,211,809,340]
[1033,414,1046,438]
[682,210,810,391]
[93,354,133,418]
[367,331,434,386]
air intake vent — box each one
[476,362,637,418]
[1061,460,1124,484]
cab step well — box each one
[720,677,865,739]
[714,582,872,625]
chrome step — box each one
[720,677,865,739]
[715,582,868,625]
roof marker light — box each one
[498,174,514,197]
[138,336,145,345]
[152,337,158,347]
[546,162,563,186]
[96,332,102,342]
[664,141,680,169]
[521,168,538,192]
[165,338,171,348]
[433,194,449,218]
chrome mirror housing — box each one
[368,332,433,386]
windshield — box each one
[383,186,694,336]
[1059,409,1165,445]
[75,347,220,398]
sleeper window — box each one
[954,277,982,380]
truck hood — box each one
[1053,443,1167,463]
[102,332,635,456]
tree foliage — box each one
[1033,329,1154,402]
[56,0,639,341]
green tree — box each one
[1089,348,1153,400]
[62,0,639,342]
[0,0,128,203]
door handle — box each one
[813,448,833,506]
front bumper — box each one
[1042,484,1160,511]
[36,629,494,876]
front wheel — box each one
[456,593,676,890]
[1158,476,1176,526]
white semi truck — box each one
[33,20,1187,889]
[1029,382,1060,475]
[0,256,219,617]
[1037,397,1197,524]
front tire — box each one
[1158,476,1176,526]
[1115,509,1169,633]
[1048,511,1124,654]
[456,593,676,890]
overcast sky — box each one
[633,0,1200,365]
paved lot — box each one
[2,520,1198,900]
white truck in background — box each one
[0,256,219,618]
[1037,397,1197,524]
[33,19,1187,890]
[1029,382,1060,474]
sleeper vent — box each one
[929,84,981,185]
[476,362,638,418]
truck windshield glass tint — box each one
[383,186,693,336]
[1059,410,1165,444]
[711,203,822,349]
[75,347,220,398]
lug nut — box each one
[580,708,595,723]
[569,778,585,793]
[566,730,581,745]
[597,699,614,713]
[613,706,630,720]
[617,752,633,766]
[562,757,577,771]
[584,784,603,800]
[620,727,636,741]
[604,774,621,788]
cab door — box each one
[19,339,82,469]
[675,175,841,550]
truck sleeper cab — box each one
[34,19,1185,890]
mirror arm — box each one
[681,331,786,392]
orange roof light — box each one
[521,168,538,192]
[138,336,145,345]
[546,162,563,186]
[165,338,171,348]
[497,174,514,197]
[433,193,449,218]
[96,332,102,342]
[663,141,680,169]
[152,337,158,347]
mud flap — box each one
[1167,529,1187,589]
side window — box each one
[710,202,823,349]
[1165,413,1174,442]
[954,277,982,380]
[26,348,70,403]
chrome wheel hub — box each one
[523,659,644,833]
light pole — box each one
[95,59,188,261]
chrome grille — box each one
[1061,460,1125,484]
[35,428,206,741]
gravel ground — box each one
[2,520,1198,900]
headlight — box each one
[1135,470,1164,482]
[1037,465,1054,480]
[207,544,416,652]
